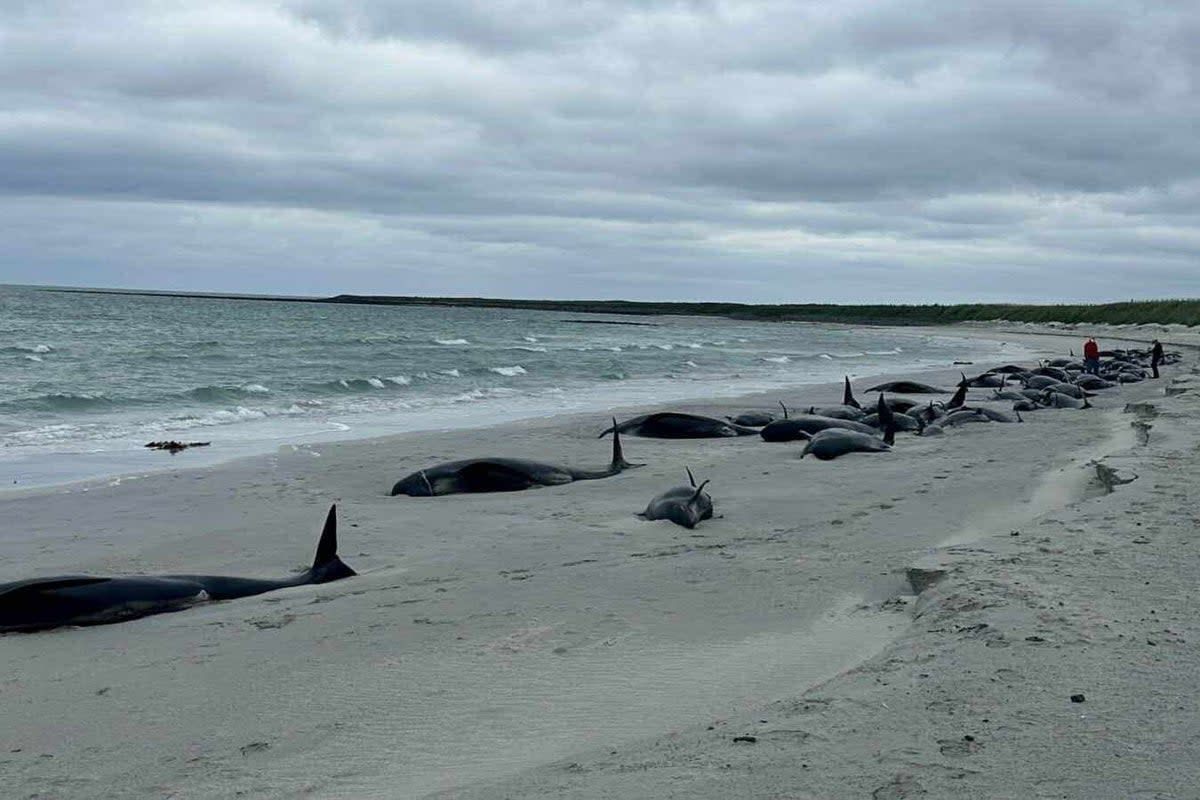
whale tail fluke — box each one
[311,504,356,582]
[691,479,711,501]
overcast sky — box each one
[1,1,1197,303]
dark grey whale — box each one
[600,412,759,439]
[800,429,891,460]
[638,468,714,529]
[0,505,354,634]
[861,380,947,394]
[728,410,776,427]
[391,421,640,496]
[760,402,876,442]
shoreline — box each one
[1,325,1192,798]
[0,322,1032,495]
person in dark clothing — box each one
[1151,339,1164,378]
[1083,338,1100,375]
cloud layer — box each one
[2,0,1197,301]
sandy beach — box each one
[2,323,1198,799]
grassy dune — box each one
[329,295,1200,327]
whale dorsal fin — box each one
[609,418,641,471]
[312,504,339,568]
[686,466,696,487]
[843,376,860,409]
[778,400,788,420]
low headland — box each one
[39,284,1200,327]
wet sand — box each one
[1,325,1196,799]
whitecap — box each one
[435,338,469,345]
[241,383,270,394]
[439,369,461,378]
[513,346,548,352]
[386,375,411,385]
[367,378,386,389]
[818,354,834,360]
[24,354,43,362]
[490,365,527,377]
[523,336,539,342]
[762,356,791,364]
[686,343,702,349]
[684,360,699,368]
[654,344,675,350]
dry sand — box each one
[1,325,1197,799]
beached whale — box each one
[0,505,354,634]
[391,421,640,496]
[921,408,991,435]
[600,412,759,439]
[727,410,776,427]
[805,405,866,421]
[760,402,876,442]
[862,380,947,394]
[638,468,714,529]
[963,373,1008,388]
[960,406,1023,423]
[800,429,891,460]
[1041,391,1092,409]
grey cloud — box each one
[0,0,1197,302]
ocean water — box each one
[0,286,1027,487]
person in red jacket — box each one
[1083,338,1100,375]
